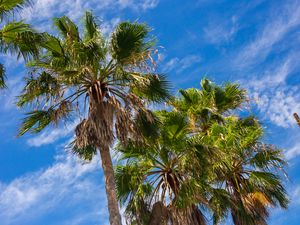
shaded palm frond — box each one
[0,63,6,89]
[0,21,41,60]
[111,22,154,65]
[132,74,171,103]
[54,16,80,41]
[0,0,30,21]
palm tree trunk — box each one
[148,201,168,225]
[99,146,122,225]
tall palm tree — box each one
[0,0,40,88]
[17,12,170,225]
[116,111,208,225]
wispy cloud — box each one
[21,0,159,28]
[234,1,300,69]
[163,54,201,73]
[291,185,300,205]
[244,54,300,128]
[0,75,24,110]
[0,152,105,225]
[285,144,300,161]
[27,120,80,147]
[203,15,238,44]
[284,134,300,160]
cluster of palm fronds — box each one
[0,3,288,225]
[0,0,41,88]
[115,79,288,225]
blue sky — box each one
[0,0,300,224]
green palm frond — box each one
[83,11,99,41]
[0,21,40,59]
[17,71,60,107]
[249,171,289,208]
[19,101,72,136]
[214,83,247,113]
[132,74,171,103]
[250,145,286,170]
[54,16,80,41]
[19,110,54,135]
[0,63,6,89]
[0,0,30,20]
[209,188,231,225]
[134,109,160,140]
[71,144,97,161]
[111,22,154,64]
[40,33,65,57]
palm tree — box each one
[116,111,208,225]
[0,0,40,88]
[171,78,246,132]
[198,116,289,225]
[17,12,170,225]
[172,80,288,224]
[117,80,288,225]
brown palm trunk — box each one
[99,146,122,225]
[148,201,169,225]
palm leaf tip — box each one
[54,16,80,41]
[133,74,171,103]
[0,64,6,89]
[84,11,99,40]
[18,110,53,136]
[0,0,31,20]
[18,103,71,136]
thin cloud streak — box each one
[163,54,201,73]
[27,120,80,147]
[0,152,104,225]
[234,2,300,70]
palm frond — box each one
[71,144,97,161]
[17,71,60,107]
[132,74,171,103]
[83,11,99,41]
[0,0,30,21]
[0,21,40,60]
[19,110,54,135]
[19,101,72,136]
[111,22,154,64]
[0,63,6,89]
[54,16,80,41]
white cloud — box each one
[234,2,300,69]
[285,136,300,160]
[203,15,238,44]
[163,54,201,73]
[27,120,79,147]
[0,152,105,225]
[285,144,300,161]
[21,0,159,28]
[292,185,300,205]
[245,56,300,128]
[118,0,159,10]
[0,75,24,110]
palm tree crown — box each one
[0,0,40,88]
[17,11,170,225]
[116,79,288,225]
